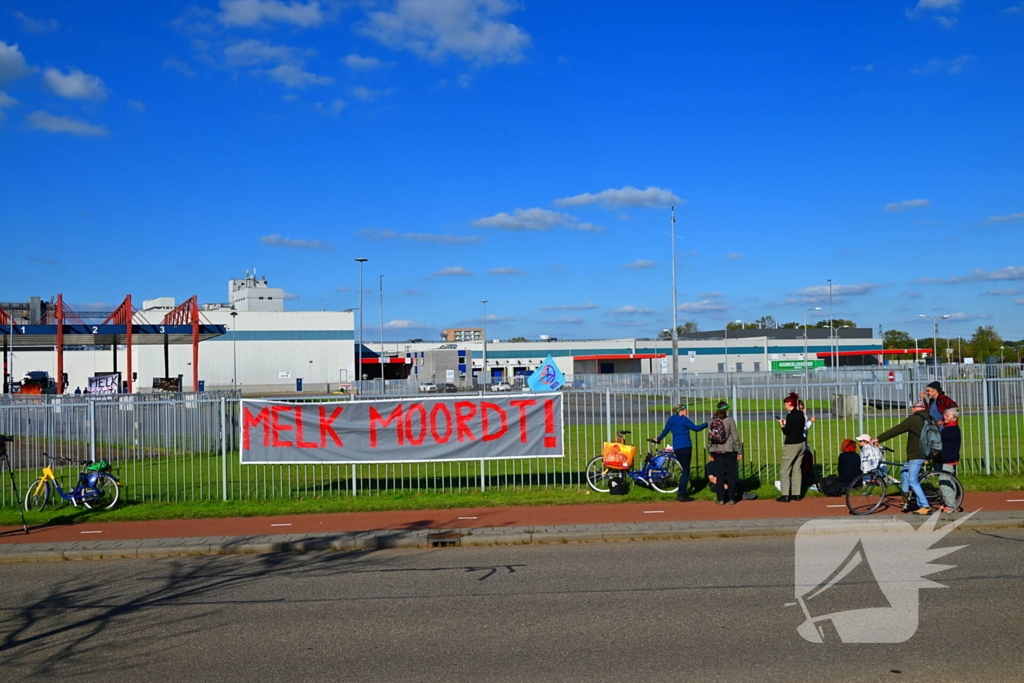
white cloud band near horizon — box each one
[553,185,682,209]
[473,207,603,232]
[259,233,336,251]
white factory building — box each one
[4,273,884,395]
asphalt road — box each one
[2,530,1022,682]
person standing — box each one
[655,404,707,502]
[936,406,962,512]
[707,401,743,505]
[921,381,957,426]
[873,399,931,515]
[777,392,806,502]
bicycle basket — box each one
[85,460,112,472]
[602,443,635,470]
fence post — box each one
[480,458,485,492]
[605,389,612,443]
[221,397,228,501]
[351,463,357,496]
[88,398,96,464]
[856,382,864,437]
[982,377,991,475]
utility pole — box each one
[670,205,679,396]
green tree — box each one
[509,337,527,342]
[969,325,1003,362]
[780,322,800,329]
[657,322,700,339]
[755,315,777,328]
[882,329,914,350]
[814,318,857,329]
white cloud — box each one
[357,228,482,244]
[224,39,310,66]
[433,266,475,276]
[128,100,146,113]
[724,253,744,260]
[282,292,300,300]
[314,98,347,116]
[336,286,352,292]
[219,0,325,28]
[981,286,1021,295]
[915,0,961,10]
[0,91,16,123]
[912,55,976,75]
[27,110,108,136]
[457,73,472,88]
[539,303,597,311]
[698,291,725,298]
[605,321,646,328]
[884,198,931,212]
[946,311,992,321]
[794,283,887,298]
[544,317,584,324]
[343,54,383,71]
[485,314,515,323]
[361,0,531,65]
[987,211,1024,223]
[677,300,731,313]
[382,319,426,330]
[553,185,682,209]
[403,289,421,296]
[473,207,604,232]
[13,11,59,34]
[623,259,656,270]
[902,291,922,298]
[263,64,333,88]
[489,266,526,275]
[163,58,196,77]
[1007,2,1024,13]
[605,306,655,315]
[42,67,108,101]
[259,233,336,251]
[351,85,396,101]
[946,266,1024,283]
[283,93,299,102]
[934,16,959,28]
[0,41,34,83]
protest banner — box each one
[240,393,564,465]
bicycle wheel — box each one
[82,472,120,510]
[648,456,683,494]
[585,456,617,493]
[24,479,51,512]
[846,474,887,515]
[920,470,964,512]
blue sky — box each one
[2,0,1023,342]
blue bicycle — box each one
[24,453,121,511]
[585,432,684,494]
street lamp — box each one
[918,313,949,371]
[1001,346,1005,364]
[230,310,238,392]
[379,274,385,396]
[355,258,368,388]
[804,307,822,388]
[669,205,679,398]
[481,300,489,388]
[724,320,742,377]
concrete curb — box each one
[2,511,1021,562]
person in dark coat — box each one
[655,404,707,502]
[837,438,861,487]
[777,392,806,502]
[708,401,743,505]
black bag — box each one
[817,474,846,497]
[801,446,815,485]
[608,475,629,496]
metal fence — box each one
[1,376,1021,507]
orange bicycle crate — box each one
[602,442,636,470]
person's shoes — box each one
[676,496,695,503]
[939,506,955,513]
[912,507,932,515]
[727,500,737,505]
[715,500,726,505]
[776,496,791,503]
[901,503,915,513]
[791,495,803,502]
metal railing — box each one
[1,377,1020,507]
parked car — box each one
[489,382,512,392]
[442,383,458,393]
[418,382,437,393]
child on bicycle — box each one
[871,399,931,515]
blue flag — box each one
[527,355,566,392]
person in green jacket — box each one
[873,399,930,515]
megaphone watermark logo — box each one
[790,511,975,643]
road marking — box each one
[270,523,292,527]
[80,531,102,534]
[457,516,478,520]
[643,510,665,514]
[826,505,846,508]
[1007,499,1024,503]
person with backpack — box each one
[707,401,743,505]
[872,399,936,515]
[655,404,708,502]
[777,392,806,502]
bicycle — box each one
[846,448,964,516]
[585,432,685,494]
[24,453,121,511]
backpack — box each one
[708,417,727,445]
[920,416,942,458]
[816,474,847,497]
[608,475,629,496]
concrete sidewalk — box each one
[3,494,1023,561]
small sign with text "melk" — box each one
[240,394,564,465]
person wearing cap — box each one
[855,434,883,474]
[921,381,957,429]
[873,399,931,515]
[655,404,707,502]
